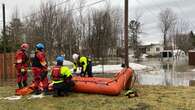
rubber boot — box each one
[43,88,51,95]
[23,81,28,87]
[53,89,59,97]
[17,82,22,89]
[88,73,93,77]
[83,72,86,77]
[59,90,65,97]
[34,88,41,95]
[67,80,75,92]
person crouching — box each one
[51,56,75,97]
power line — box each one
[22,0,106,20]
[68,0,106,12]
[136,0,158,18]
[142,0,195,30]
[22,0,70,19]
[22,0,106,22]
[54,0,70,6]
[0,0,107,27]
[150,0,163,11]
[150,0,195,30]
[174,0,195,30]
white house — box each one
[146,43,164,56]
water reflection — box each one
[137,58,195,86]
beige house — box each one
[146,44,164,56]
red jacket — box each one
[15,49,28,68]
[32,51,47,70]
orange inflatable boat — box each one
[73,68,133,95]
[15,68,133,96]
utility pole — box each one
[124,0,129,67]
[2,4,7,81]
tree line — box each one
[1,2,195,62]
[159,8,195,54]
[0,1,123,63]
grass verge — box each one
[0,85,195,110]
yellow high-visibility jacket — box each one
[51,66,72,84]
[73,56,88,72]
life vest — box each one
[31,51,46,68]
[51,66,72,84]
[51,66,61,81]
[32,55,42,67]
[15,50,28,64]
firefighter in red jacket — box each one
[31,43,49,95]
[15,43,29,88]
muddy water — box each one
[136,58,195,86]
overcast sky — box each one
[0,0,195,44]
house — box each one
[145,43,164,57]
[160,50,173,58]
[117,42,164,58]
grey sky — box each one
[0,0,195,44]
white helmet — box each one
[72,53,79,61]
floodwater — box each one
[1,57,195,87]
[136,57,195,86]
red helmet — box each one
[20,43,29,50]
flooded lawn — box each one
[136,58,195,86]
[1,57,195,87]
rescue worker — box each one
[51,56,74,97]
[15,43,29,88]
[31,43,49,95]
[72,53,93,77]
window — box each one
[147,48,150,51]
[156,47,160,51]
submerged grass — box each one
[0,85,195,110]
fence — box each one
[0,53,16,81]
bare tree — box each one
[18,1,122,63]
[159,8,177,49]
[129,20,142,59]
[110,8,123,57]
[174,19,193,54]
[37,2,58,62]
[190,31,195,47]
[5,8,24,51]
[77,0,86,55]
[24,2,79,61]
[84,6,118,60]
[128,10,143,60]
[24,14,44,51]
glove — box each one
[21,68,25,73]
[21,68,26,76]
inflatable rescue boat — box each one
[16,68,133,96]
